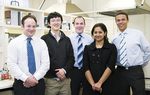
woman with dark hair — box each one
[83,23,117,95]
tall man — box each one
[41,12,74,95]
[7,15,50,95]
[112,11,150,95]
[69,16,93,95]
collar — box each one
[48,30,66,38]
[51,31,61,37]
[21,34,35,41]
[75,32,85,39]
[89,40,110,50]
[112,28,128,41]
[119,28,129,36]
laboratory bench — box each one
[0,79,14,95]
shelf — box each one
[4,26,43,35]
[4,5,44,28]
[5,25,21,29]
[5,5,42,13]
[145,79,150,91]
[5,25,43,29]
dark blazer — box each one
[41,31,75,78]
[83,40,117,82]
[83,40,117,95]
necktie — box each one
[27,38,36,74]
[77,35,84,69]
[119,33,128,66]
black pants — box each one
[70,67,85,95]
[13,79,45,95]
[83,73,113,95]
[111,65,146,95]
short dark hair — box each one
[91,23,108,41]
[21,14,37,26]
[72,16,85,24]
[115,11,129,20]
[47,12,63,24]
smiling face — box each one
[73,17,85,34]
[22,17,36,37]
[91,23,108,43]
[48,17,62,32]
[115,14,128,32]
[92,26,106,42]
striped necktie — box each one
[77,35,83,69]
[119,33,128,66]
[27,38,36,74]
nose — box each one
[30,27,35,31]
[117,20,123,25]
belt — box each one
[117,65,142,70]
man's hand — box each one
[55,68,66,80]
[23,76,38,88]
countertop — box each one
[0,79,14,90]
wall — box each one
[129,14,150,42]
[94,14,150,42]
[142,14,150,42]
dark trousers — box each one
[70,67,85,95]
[13,79,45,95]
[83,81,102,95]
[111,65,146,95]
[83,73,113,95]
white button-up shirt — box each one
[7,34,50,82]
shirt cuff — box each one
[20,74,28,82]
[33,73,41,81]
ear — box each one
[48,22,51,27]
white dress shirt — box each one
[7,34,50,82]
[69,32,93,68]
[112,28,150,67]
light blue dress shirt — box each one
[69,33,93,68]
[112,28,150,67]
